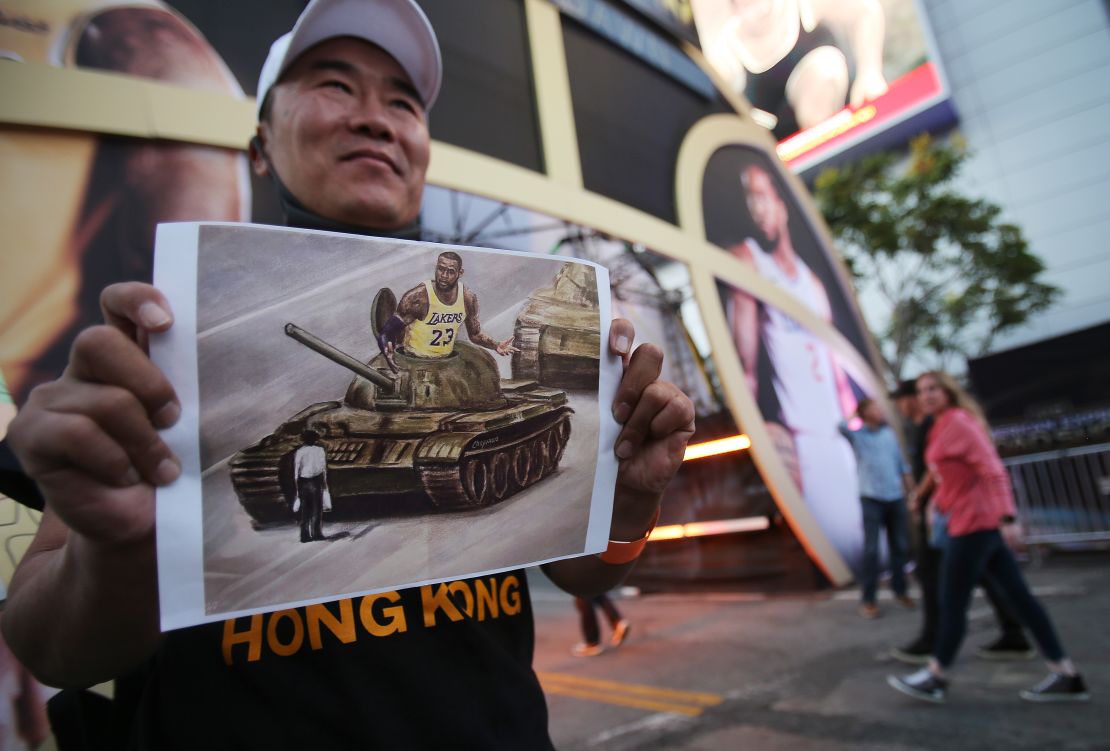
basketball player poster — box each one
[704,146,875,570]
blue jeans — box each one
[911,507,1026,647]
[860,496,909,604]
[935,529,1064,667]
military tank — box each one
[512,262,601,389]
[229,298,573,524]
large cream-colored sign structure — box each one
[0,0,891,585]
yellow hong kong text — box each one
[221,574,522,665]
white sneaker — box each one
[1020,673,1090,702]
[571,642,603,657]
[887,668,948,703]
[611,620,631,647]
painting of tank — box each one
[160,223,612,621]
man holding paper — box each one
[2,0,695,747]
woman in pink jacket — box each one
[887,371,1088,703]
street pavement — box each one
[531,551,1109,750]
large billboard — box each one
[1,0,891,605]
[617,0,699,43]
[702,144,873,567]
[692,0,953,171]
[0,0,253,405]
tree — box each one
[813,134,1060,382]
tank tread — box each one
[241,493,293,525]
[421,414,572,510]
[230,469,283,490]
[230,444,297,522]
[233,479,283,494]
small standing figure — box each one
[293,429,330,543]
[838,398,914,618]
[572,595,631,657]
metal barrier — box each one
[1004,443,1110,545]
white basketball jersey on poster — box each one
[745,239,842,434]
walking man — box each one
[839,398,914,618]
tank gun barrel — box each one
[284,323,394,388]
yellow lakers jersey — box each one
[404,280,466,358]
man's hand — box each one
[3,282,180,687]
[375,314,406,373]
[382,341,399,374]
[849,69,888,108]
[8,283,181,546]
[541,319,694,597]
[1000,518,1025,554]
[908,472,935,517]
[495,336,519,357]
[607,319,694,540]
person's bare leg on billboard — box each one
[786,46,849,130]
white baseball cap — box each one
[255,0,442,121]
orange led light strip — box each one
[682,434,751,461]
[648,516,770,542]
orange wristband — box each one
[598,508,661,565]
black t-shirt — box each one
[744,21,842,140]
[120,570,553,750]
[911,416,934,486]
